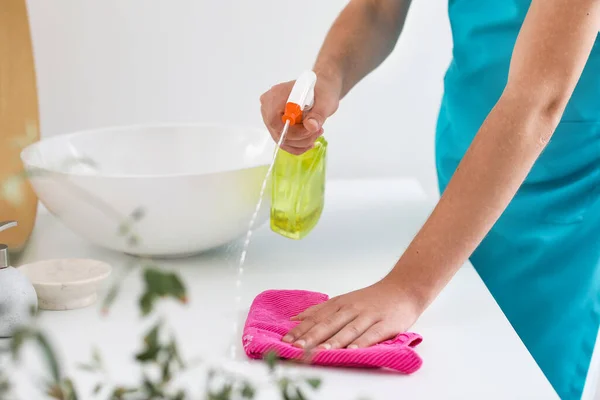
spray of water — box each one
[229,121,290,359]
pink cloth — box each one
[242,289,423,373]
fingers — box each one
[348,322,396,349]
[290,302,326,321]
[301,82,340,134]
[272,125,321,146]
[320,316,374,349]
[260,77,339,152]
[280,129,323,155]
[285,306,359,350]
[282,303,338,344]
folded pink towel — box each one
[242,289,423,373]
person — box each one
[259,0,600,398]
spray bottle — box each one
[270,71,327,240]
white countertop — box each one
[5,178,557,399]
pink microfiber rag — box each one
[242,289,423,373]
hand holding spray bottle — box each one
[270,71,328,240]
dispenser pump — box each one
[0,220,38,338]
[0,221,18,268]
[281,70,317,126]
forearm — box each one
[387,92,560,309]
[385,0,600,312]
[313,0,411,97]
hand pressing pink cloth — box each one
[242,289,423,373]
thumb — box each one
[303,95,338,134]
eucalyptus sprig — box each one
[77,320,190,400]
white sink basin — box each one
[21,124,275,257]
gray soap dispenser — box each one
[0,221,38,338]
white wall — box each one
[26,0,452,197]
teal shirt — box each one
[436,1,600,398]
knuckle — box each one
[273,83,288,95]
[346,324,361,336]
[288,327,301,337]
[306,111,324,121]
[370,327,384,339]
[342,304,359,315]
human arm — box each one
[260,0,412,154]
[283,0,600,350]
[312,0,412,98]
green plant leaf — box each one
[9,327,34,361]
[101,260,138,315]
[139,269,188,316]
[117,222,131,237]
[144,323,161,347]
[111,386,137,399]
[215,384,233,400]
[92,383,103,395]
[265,351,278,372]
[92,347,103,367]
[139,291,157,316]
[0,373,12,400]
[278,378,290,397]
[167,339,185,369]
[171,390,186,400]
[146,269,187,300]
[76,363,97,373]
[241,382,256,399]
[36,332,62,383]
[161,358,172,383]
[101,284,120,315]
[29,304,38,317]
[135,322,162,363]
[61,378,78,400]
[142,376,164,397]
[144,269,164,292]
[46,384,63,399]
[135,342,160,363]
[295,387,307,400]
[305,378,322,390]
[127,235,140,247]
[130,207,146,221]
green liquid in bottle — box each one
[270,137,327,240]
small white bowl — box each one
[18,259,112,311]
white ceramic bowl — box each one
[21,124,275,257]
[18,259,112,310]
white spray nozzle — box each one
[282,70,317,126]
